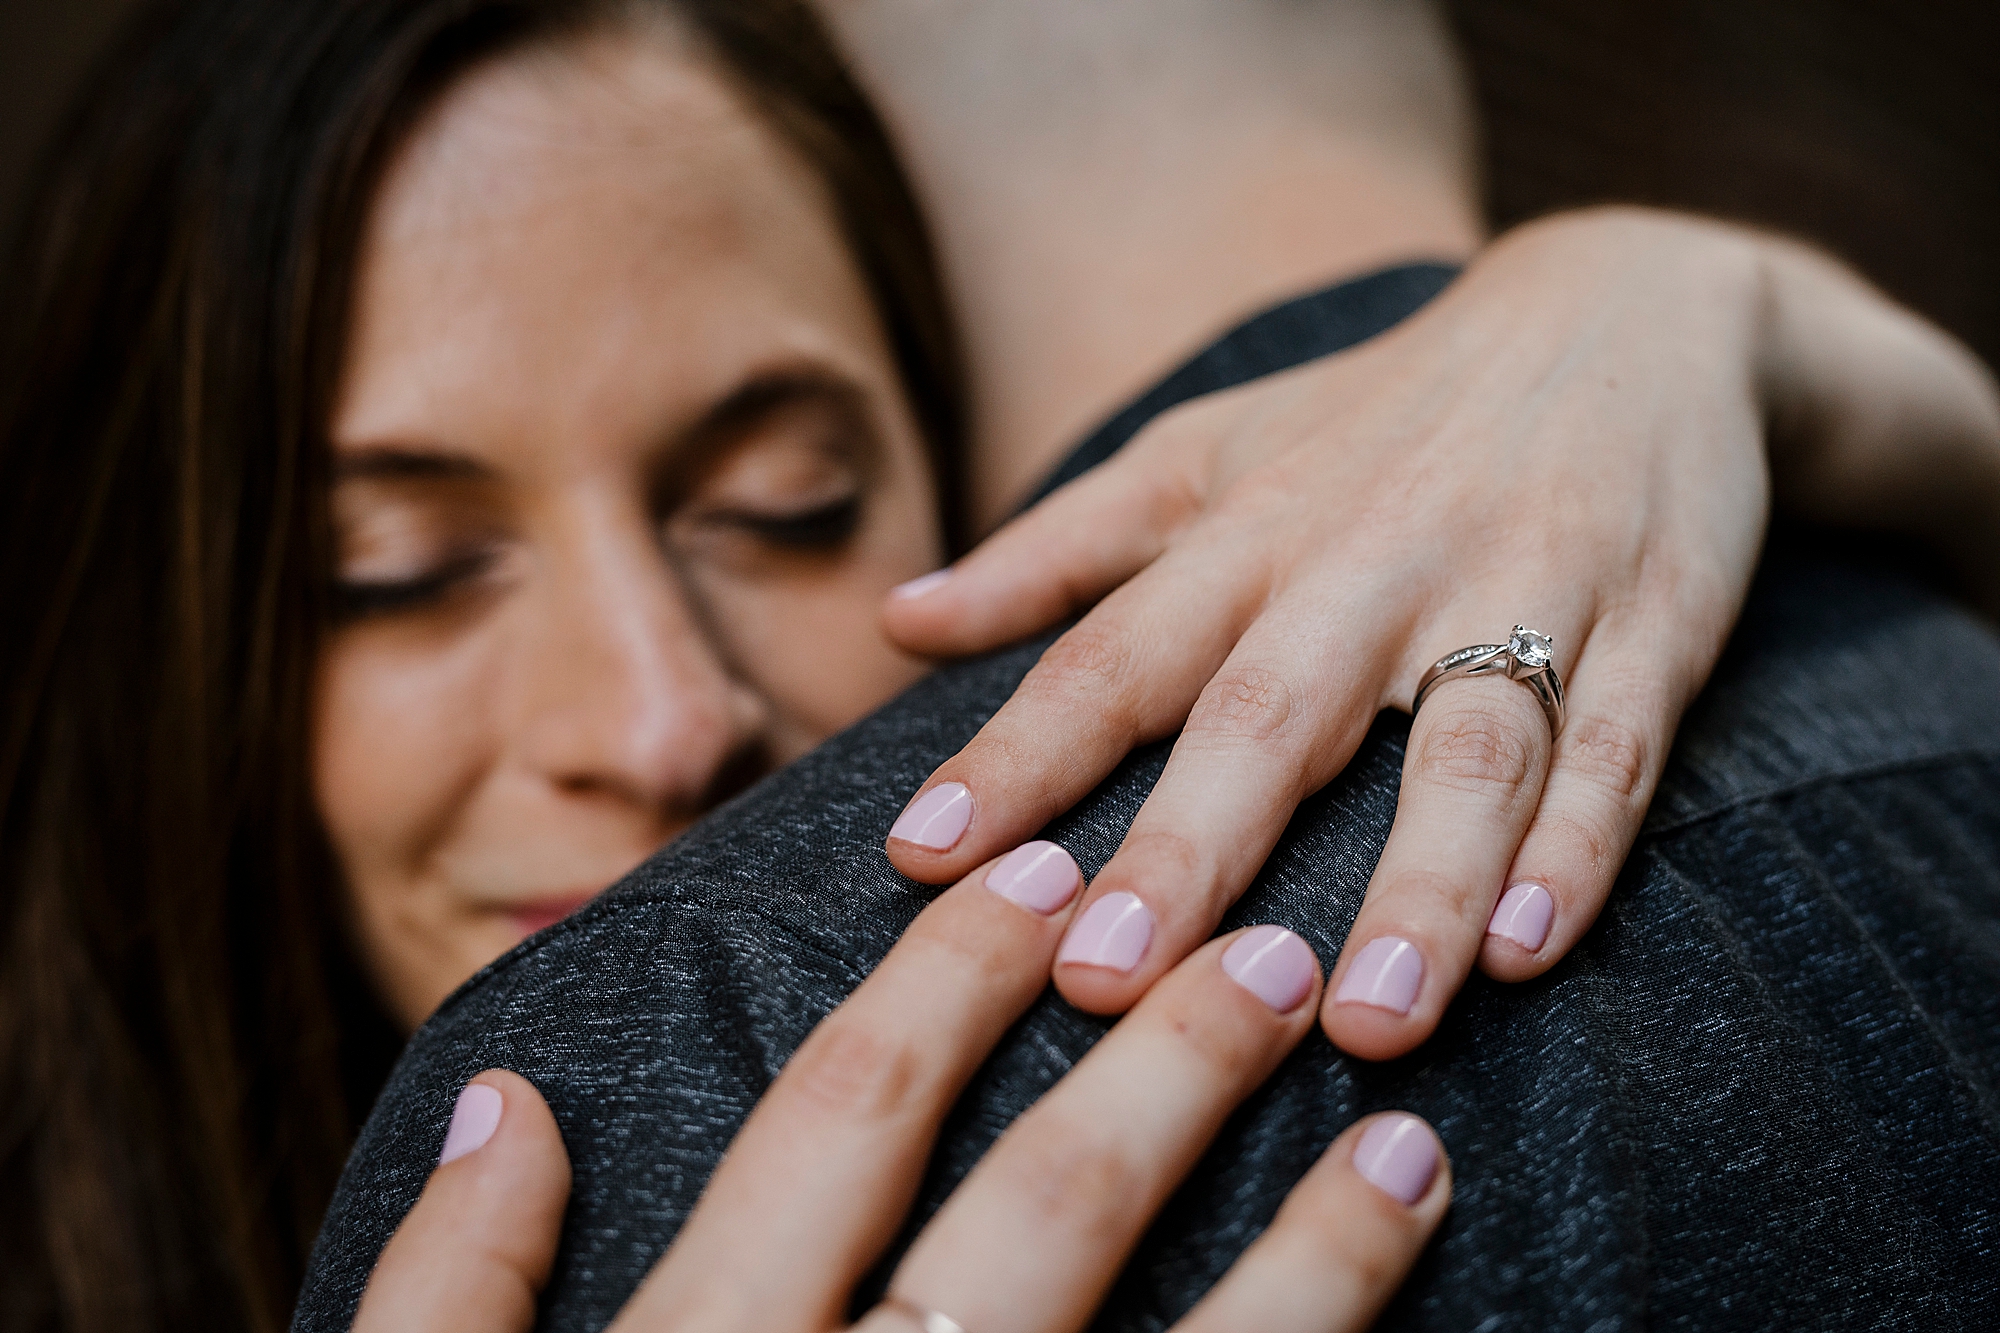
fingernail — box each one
[1332,936,1424,1015]
[439,1082,504,1164]
[888,782,973,851]
[1056,891,1154,972]
[985,841,1082,914]
[891,568,953,600]
[1487,882,1554,952]
[1353,1113,1440,1205]
[1221,925,1318,1012]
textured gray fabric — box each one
[295,273,2000,1331]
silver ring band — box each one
[878,1297,969,1333]
[1413,624,1566,737]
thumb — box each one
[354,1070,572,1333]
[881,436,1203,657]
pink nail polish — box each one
[439,1082,504,1164]
[1220,925,1317,1013]
[1056,891,1154,972]
[985,841,1081,915]
[888,782,973,851]
[1333,936,1424,1015]
[1487,883,1554,952]
[891,568,953,600]
[1353,1113,1440,1205]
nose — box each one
[510,522,769,820]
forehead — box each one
[374,22,786,248]
[334,22,882,457]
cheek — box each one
[696,484,941,751]
[746,586,930,754]
[312,625,497,915]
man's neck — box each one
[814,0,1485,530]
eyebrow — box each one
[331,366,874,487]
[650,367,877,502]
[678,368,871,454]
[333,447,492,482]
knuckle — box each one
[994,1124,1142,1242]
[1214,459,1304,519]
[1559,714,1653,813]
[1291,1195,1406,1292]
[1342,1231,1411,1301]
[1116,826,1203,885]
[900,911,1020,986]
[1383,866,1487,921]
[1541,811,1617,883]
[1163,1006,1267,1085]
[958,728,1051,794]
[779,1017,926,1125]
[1411,705,1542,802]
[1121,427,1209,524]
[1185,663,1298,745]
[1029,622,1135,709]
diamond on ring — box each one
[1508,625,1554,669]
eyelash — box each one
[714,496,862,549]
[334,550,495,620]
[332,498,862,620]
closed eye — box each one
[703,496,861,550]
[334,548,498,620]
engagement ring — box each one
[1412,625,1566,737]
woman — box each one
[2,0,1995,1329]
[0,1,961,1323]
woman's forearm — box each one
[1755,231,2000,611]
[1471,205,2000,609]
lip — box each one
[506,892,602,939]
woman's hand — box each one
[880,206,2000,1062]
[354,843,1451,1333]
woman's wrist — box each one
[1750,226,2000,609]
[1465,206,1771,414]
[1497,204,2000,612]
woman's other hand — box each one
[881,206,2000,1062]
[352,844,1450,1332]
[352,1070,571,1331]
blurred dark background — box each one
[4,0,1998,366]
[0,0,145,245]
[1447,0,2000,371]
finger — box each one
[1480,633,1689,981]
[885,526,1265,882]
[1173,1112,1452,1333]
[1323,617,1582,1062]
[880,417,1206,658]
[1048,585,1403,1015]
[354,1070,571,1333]
[880,925,1323,1333]
[612,843,1085,1331]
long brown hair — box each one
[0,2,961,1329]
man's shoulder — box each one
[295,547,2000,1331]
[1646,541,2000,831]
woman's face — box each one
[317,26,942,1030]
